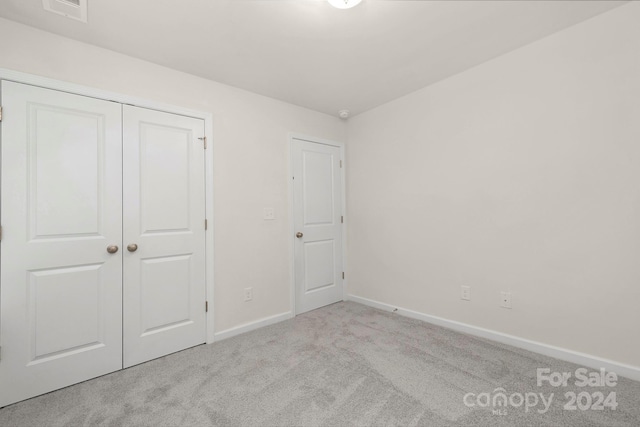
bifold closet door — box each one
[0,81,123,407]
[0,82,207,406]
[122,105,207,368]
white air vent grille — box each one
[42,0,87,23]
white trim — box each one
[287,136,296,317]
[289,133,344,149]
[340,145,347,302]
[0,69,208,120]
[347,294,640,382]
[287,133,347,316]
[213,311,293,342]
[204,117,215,344]
[0,69,207,120]
[0,68,216,345]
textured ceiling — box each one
[0,0,627,117]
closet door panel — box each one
[123,105,206,368]
[0,81,123,407]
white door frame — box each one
[0,68,216,344]
[288,133,347,316]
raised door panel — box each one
[29,264,105,361]
[29,104,104,238]
[140,124,191,233]
[304,240,336,292]
[303,151,335,226]
[140,254,193,335]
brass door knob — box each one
[106,245,119,254]
[296,232,303,238]
[127,243,138,252]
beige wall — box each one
[0,18,346,333]
[347,2,640,367]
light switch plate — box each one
[263,208,275,220]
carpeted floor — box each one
[0,301,638,426]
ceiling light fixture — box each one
[327,0,362,10]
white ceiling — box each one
[0,0,627,117]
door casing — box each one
[0,68,216,344]
[288,133,347,315]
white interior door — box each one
[122,105,206,368]
[0,81,123,407]
[292,137,344,314]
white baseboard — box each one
[214,311,293,342]
[347,294,640,382]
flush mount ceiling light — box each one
[327,0,362,10]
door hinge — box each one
[341,216,344,224]
[205,301,209,312]
[342,272,345,279]
[198,136,207,149]
[340,160,342,168]
[0,106,3,122]
[205,219,208,230]
[0,225,3,241]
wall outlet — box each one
[263,208,275,220]
[244,287,253,301]
[461,286,471,301]
[500,291,512,309]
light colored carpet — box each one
[0,301,638,426]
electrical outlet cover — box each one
[500,291,512,309]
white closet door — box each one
[122,105,207,368]
[0,81,123,407]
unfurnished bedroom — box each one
[0,1,638,426]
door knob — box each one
[296,232,303,238]
[106,245,119,254]
[127,243,138,252]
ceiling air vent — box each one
[42,0,88,23]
